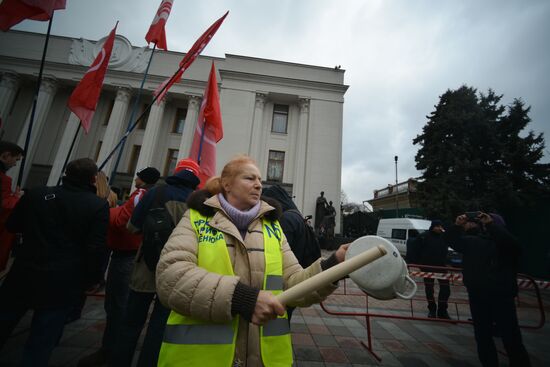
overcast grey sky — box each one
[13,0,550,204]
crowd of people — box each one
[0,138,532,367]
[0,141,347,367]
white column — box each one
[177,95,201,160]
[293,98,310,211]
[10,76,58,187]
[96,87,132,176]
[0,71,20,126]
[131,97,167,190]
[47,113,82,186]
[248,92,266,162]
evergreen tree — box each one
[413,86,550,220]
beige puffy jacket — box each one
[156,193,337,366]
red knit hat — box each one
[174,158,200,176]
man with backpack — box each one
[261,184,322,320]
[109,158,200,367]
[78,167,160,367]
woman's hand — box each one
[334,243,350,263]
[251,290,285,326]
[478,212,493,225]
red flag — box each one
[189,61,223,185]
[0,0,66,31]
[67,24,117,133]
[145,0,173,50]
[154,11,228,102]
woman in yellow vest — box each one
[155,155,349,367]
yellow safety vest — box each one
[157,209,293,367]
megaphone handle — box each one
[277,245,387,305]
[394,274,418,299]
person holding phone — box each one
[445,211,530,367]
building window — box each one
[103,99,115,126]
[164,149,179,176]
[94,141,102,161]
[172,108,186,134]
[267,150,285,182]
[271,104,288,134]
[137,103,150,130]
[127,145,141,175]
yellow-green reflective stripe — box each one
[265,275,283,290]
[263,318,290,337]
[163,324,234,345]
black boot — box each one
[437,303,452,319]
[427,302,437,318]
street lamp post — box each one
[394,155,399,218]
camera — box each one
[465,211,481,221]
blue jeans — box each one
[109,290,170,367]
[102,251,135,354]
[0,304,74,367]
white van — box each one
[376,218,431,257]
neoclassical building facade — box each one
[0,30,348,230]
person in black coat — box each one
[261,185,321,268]
[445,212,531,367]
[407,220,451,319]
[261,185,322,321]
[0,158,109,367]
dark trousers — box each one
[0,304,74,367]
[102,251,135,354]
[109,289,170,367]
[468,291,531,367]
[424,278,450,312]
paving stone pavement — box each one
[1,277,549,366]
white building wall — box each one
[0,30,348,232]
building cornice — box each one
[218,69,349,94]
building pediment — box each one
[69,34,152,73]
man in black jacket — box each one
[0,158,109,367]
[262,185,322,321]
[262,185,321,268]
[445,212,530,367]
[408,220,451,319]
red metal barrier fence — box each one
[320,264,547,362]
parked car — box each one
[376,218,430,257]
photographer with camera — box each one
[445,211,530,367]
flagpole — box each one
[108,43,157,185]
[98,58,186,172]
[17,15,54,187]
[57,123,82,186]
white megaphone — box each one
[345,235,417,300]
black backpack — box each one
[288,209,321,267]
[140,186,178,271]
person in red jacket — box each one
[0,141,24,274]
[78,167,160,367]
